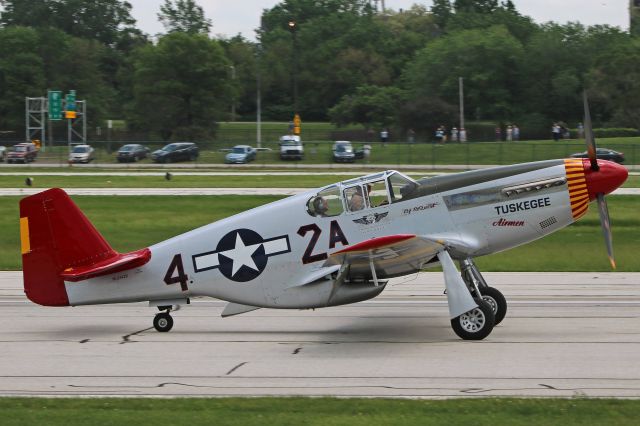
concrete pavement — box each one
[2,271,640,398]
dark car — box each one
[225,145,256,164]
[332,141,355,163]
[151,142,199,163]
[570,148,625,164]
[117,144,150,162]
[6,143,38,164]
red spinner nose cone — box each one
[582,159,628,200]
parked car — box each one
[332,141,355,163]
[68,144,96,163]
[151,142,199,163]
[570,148,624,164]
[279,135,303,160]
[0,146,5,162]
[117,144,150,162]
[6,142,38,163]
[225,145,257,164]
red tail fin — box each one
[19,188,150,306]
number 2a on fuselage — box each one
[298,171,421,263]
[188,171,424,290]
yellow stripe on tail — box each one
[20,217,30,254]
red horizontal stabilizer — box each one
[20,188,150,306]
[335,234,416,254]
[60,248,151,282]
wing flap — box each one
[325,234,444,279]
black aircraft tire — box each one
[450,299,495,340]
[153,313,174,332]
[480,286,507,325]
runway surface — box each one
[2,271,640,398]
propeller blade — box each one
[596,193,615,269]
[583,90,599,171]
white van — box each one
[279,135,303,160]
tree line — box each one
[0,0,638,141]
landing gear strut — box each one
[460,258,507,325]
[153,307,174,332]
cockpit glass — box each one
[388,172,417,203]
[306,185,343,217]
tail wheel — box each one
[480,286,507,325]
[451,299,495,340]
[153,312,174,332]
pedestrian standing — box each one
[451,127,459,142]
[380,128,389,146]
[459,128,467,142]
[552,123,561,141]
[506,125,513,142]
[577,122,584,139]
[407,128,415,144]
[513,124,520,141]
[495,126,502,141]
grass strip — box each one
[0,174,637,189]
[1,397,640,426]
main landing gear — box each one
[450,298,495,340]
[460,258,508,325]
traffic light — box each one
[65,90,77,119]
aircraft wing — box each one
[324,234,444,280]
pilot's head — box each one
[313,197,328,215]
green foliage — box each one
[0,0,140,47]
[0,26,45,130]
[129,32,231,140]
[576,128,639,138]
[158,0,212,35]
[588,37,640,129]
[220,36,258,120]
[259,0,437,120]
[0,0,639,138]
[329,85,405,127]
[403,25,524,121]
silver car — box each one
[68,145,96,163]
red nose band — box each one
[582,159,628,200]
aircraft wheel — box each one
[451,299,495,340]
[480,286,507,325]
[153,312,174,332]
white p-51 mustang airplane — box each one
[19,96,628,340]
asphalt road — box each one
[2,271,639,398]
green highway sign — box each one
[48,90,62,120]
[65,90,76,112]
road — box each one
[1,271,639,398]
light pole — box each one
[229,65,236,122]
[288,19,298,116]
[256,47,262,148]
[459,77,465,130]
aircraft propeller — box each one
[583,91,615,268]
